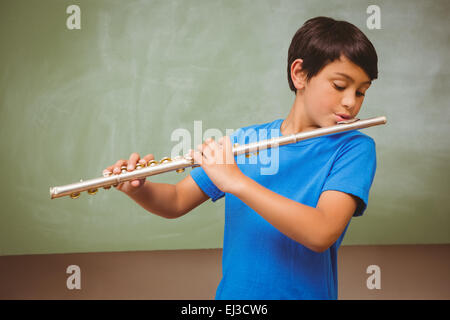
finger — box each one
[221,136,231,150]
[196,143,205,156]
[203,137,215,150]
[103,164,114,176]
[113,159,127,174]
[209,139,224,164]
[140,154,155,166]
[217,136,224,147]
[223,136,235,164]
[130,180,141,187]
[200,141,215,159]
[131,154,155,187]
[110,159,128,189]
[190,149,202,165]
[207,138,218,148]
[196,144,209,162]
[127,152,140,171]
[126,153,147,187]
[219,135,228,145]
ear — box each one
[290,59,307,93]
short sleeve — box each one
[190,166,225,202]
[189,130,242,202]
[322,135,377,217]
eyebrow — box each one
[334,72,372,85]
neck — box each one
[280,93,319,136]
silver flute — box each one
[49,116,387,199]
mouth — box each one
[335,113,351,122]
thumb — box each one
[189,149,202,165]
[131,180,141,187]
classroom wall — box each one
[1,0,450,257]
[1,245,449,300]
[1,0,449,302]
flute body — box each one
[49,116,387,199]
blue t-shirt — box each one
[190,118,377,300]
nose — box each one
[341,92,356,110]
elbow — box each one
[304,220,338,253]
[302,234,334,253]
[309,243,331,253]
[151,209,182,219]
[304,241,327,253]
[165,211,183,219]
[165,208,189,219]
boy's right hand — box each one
[103,152,155,195]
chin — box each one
[327,119,339,127]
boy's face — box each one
[300,55,372,128]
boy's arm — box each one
[127,175,209,219]
[231,176,357,253]
[190,135,364,253]
[175,175,210,217]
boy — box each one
[105,16,378,299]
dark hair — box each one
[287,16,378,93]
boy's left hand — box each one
[189,136,245,194]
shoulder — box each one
[331,130,376,151]
[231,119,282,142]
[329,131,377,169]
[319,130,377,165]
[233,119,283,137]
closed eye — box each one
[333,83,365,97]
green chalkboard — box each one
[1,0,449,255]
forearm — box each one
[126,180,180,219]
[231,175,329,252]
